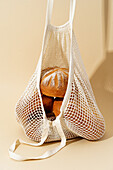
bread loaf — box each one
[40,67,69,98]
[42,95,53,113]
[53,98,63,117]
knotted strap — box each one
[9,118,66,161]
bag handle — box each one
[69,0,76,23]
[9,118,66,161]
[46,0,76,26]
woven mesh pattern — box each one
[46,118,78,142]
[15,70,43,142]
[15,23,105,142]
[41,25,71,70]
[64,78,105,140]
[63,32,105,140]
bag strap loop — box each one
[9,118,66,161]
[46,0,76,26]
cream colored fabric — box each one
[9,0,105,161]
[9,118,66,161]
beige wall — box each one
[107,0,113,51]
[75,0,105,77]
[0,0,105,86]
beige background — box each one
[107,0,113,51]
[0,0,113,169]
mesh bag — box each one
[9,0,105,161]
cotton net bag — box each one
[9,0,105,161]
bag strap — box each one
[69,0,76,23]
[46,0,76,26]
[36,0,76,74]
[46,0,54,26]
[9,118,66,161]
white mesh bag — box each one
[9,0,105,161]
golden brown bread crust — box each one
[42,95,53,113]
[40,67,69,98]
[53,98,63,117]
[41,67,54,79]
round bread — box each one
[42,95,53,113]
[40,67,69,98]
[53,98,63,117]
[41,67,54,79]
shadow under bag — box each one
[9,0,105,161]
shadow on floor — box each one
[90,52,113,141]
